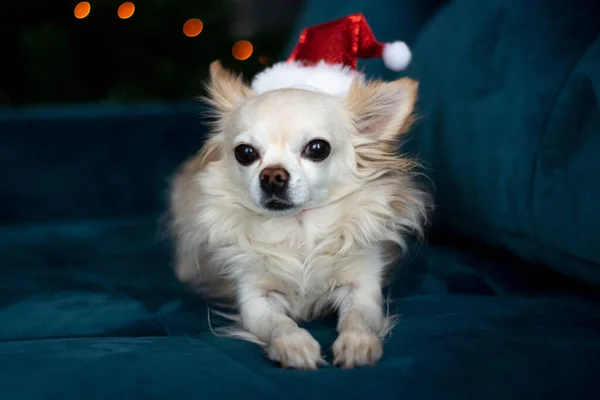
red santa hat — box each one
[251,13,412,97]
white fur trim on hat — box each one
[382,41,412,71]
[251,61,364,97]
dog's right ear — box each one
[205,60,253,114]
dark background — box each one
[0,0,306,107]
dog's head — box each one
[198,61,418,216]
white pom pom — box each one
[382,41,412,71]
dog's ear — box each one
[194,61,252,169]
[345,77,418,141]
[205,60,253,113]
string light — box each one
[183,18,203,37]
[232,40,253,61]
[71,3,256,64]
[258,56,272,66]
[74,2,91,19]
[118,2,135,19]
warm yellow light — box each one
[232,40,253,61]
[258,56,271,66]
[183,18,203,37]
[118,2,135,19]
[74,2,91,19]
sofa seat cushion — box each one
[1,295,599,400]
[1,217,594,342]
[1,218,599,399]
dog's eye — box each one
[234,144,259,166]
[303,139,331,161]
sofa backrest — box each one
[0,103,207,226]
[404,0,600,285]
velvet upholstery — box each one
[1,215,599,399]
[1,0,600,398]
[405,0,600,286]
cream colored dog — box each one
[169,61,429,370]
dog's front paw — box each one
[332,330,382,368]
[266,328,323,370]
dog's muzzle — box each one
[259,165,294,211]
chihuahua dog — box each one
[169,61,429,370]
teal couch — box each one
[1,0,599,398]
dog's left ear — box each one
[205,60,254,114]
[345,78,418,141]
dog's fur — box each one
[169,61,429,369]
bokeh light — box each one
[118,2,135,19]
[232,40,253,61]
[258,56,272,66]
[74,2,91,19]
[183,18,203,37]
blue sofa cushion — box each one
[0,103,206,225]
[1,295,599,400]
[1,218,599,399]
[405,0,600,285]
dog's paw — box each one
[332,330,382,368]
[266,328,323,370]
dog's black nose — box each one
[260,165,289,195]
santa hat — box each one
[251,13,411,97]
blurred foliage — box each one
[0,0,295,106]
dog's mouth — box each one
[263,198,294,211]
